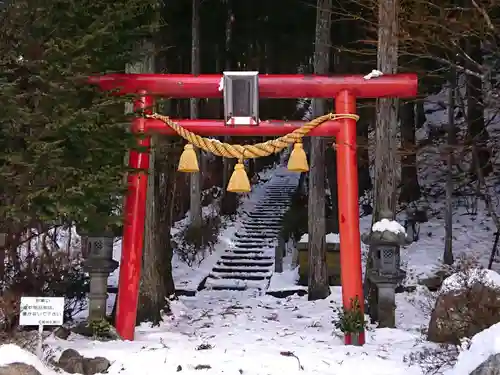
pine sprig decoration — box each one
[333,296,366,334]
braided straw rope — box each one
[147,113,360,160]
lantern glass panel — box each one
[379,246,397,275]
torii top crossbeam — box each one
[90,73,417,98]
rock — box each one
[71,322,95,337]
[470,353,500,375]
[58,349,85,374]
[83,357,111,375]
[0,363,41,375]
[419,270,451,291]
[71,321,121,341]
[57,348,111,375]
[427,281,500,344]
[53,326,71,340]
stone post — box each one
[80,232,118,321]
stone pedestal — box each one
[297,239,340,286]
[82,235,118,321]
[377,283,396,324]
[367,272,404,328]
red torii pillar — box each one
[90,73,418,343]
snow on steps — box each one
[241,225,280,230]
[212,265,271,273]
[204,171,299,291]
[234,232,277,239]
[218,259,273,267]
[203,277,267,291]
[230,249,269,254]
[220,253,272,260]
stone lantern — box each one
[362,214,411,328]
[78,229,118,321]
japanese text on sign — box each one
[19,297,65,326]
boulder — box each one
[470,353,500,375]
[418,269,452,291]
[428,278,500,344]
[0,363,41,375]
[58,349,85,374]
[57,348,111,375]
[53,326,71,340]
[71,321,121,341]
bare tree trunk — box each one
[220,0,239,215]
[466,36,491,178]
[0,233,6,281]
[365,0,399,320]
[189,0,202,228]
[444,62,456,266]
[416,100,426,129]
[308,0,332,301]
[373,0,399,217]
[137,134,162,325]
[325,148,339,233]
[137,134,179,325]
[66,226,72,256]
[399,101,421,203]
[357,106,374,198]
[155,139,178,301]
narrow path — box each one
[204,169,299,291]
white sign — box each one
[19,297,64,326]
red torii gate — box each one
[90,73,417,344]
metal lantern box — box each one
[223,71,259,126]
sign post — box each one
[19,297,65,358]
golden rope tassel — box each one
[177,144,199,172]
[287,141,309,172]
[227,160,251,193]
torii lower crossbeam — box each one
[139,118,341,136]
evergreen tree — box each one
[0,0,158,235]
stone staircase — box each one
[204,171,299,291]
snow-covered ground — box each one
[3,85,500,374]
[44,288,429,375]
[3,176,497,375]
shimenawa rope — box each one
[146,112,359,192]
[147,113,359,159]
